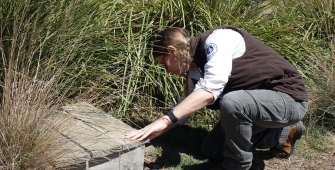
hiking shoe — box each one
[269,121,305,158]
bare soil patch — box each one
[252,148,335,170]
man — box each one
[126,26,308,169]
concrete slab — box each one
[55,102,146,170]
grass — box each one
[295,125,335,161]
[0,0,101,169]
[1,0,335,169]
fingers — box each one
[125,118,168,141]
[125,128,149,141]
[124,129,143,139]
[124,130,138,139]
[137,129,150,141]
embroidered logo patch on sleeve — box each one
[205,43,217,60]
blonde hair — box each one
[152,27,192,76]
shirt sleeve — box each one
[194,29,245,103]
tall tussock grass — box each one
[282,0,335,128]
[303,42,335,129]
[0,0,99,168]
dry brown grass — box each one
[0,67,72,169]
[0,0,93,169]
[0,31,74,167]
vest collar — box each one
[189,37,199,61]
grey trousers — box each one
[201,90,308,170]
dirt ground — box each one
[143,126,335,170]
[251,148,335,170]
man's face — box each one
[156,51,183,76]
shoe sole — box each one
[283,121,305,159]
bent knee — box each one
[219,90,254,120]
[219,93,243,116]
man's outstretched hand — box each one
[125,116,172,141]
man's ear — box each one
[167,45,177,54]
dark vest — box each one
[189,26,308,110]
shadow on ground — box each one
[144,125,275,170]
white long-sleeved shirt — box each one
[175,28,246,125]
[195,28,246,102]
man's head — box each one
[152,27,192,76]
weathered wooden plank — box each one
[55,102,146,169]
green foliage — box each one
[63,0,277,126]
[278,0,335,128]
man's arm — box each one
[125,91,212,141]
[172,90,214,120]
